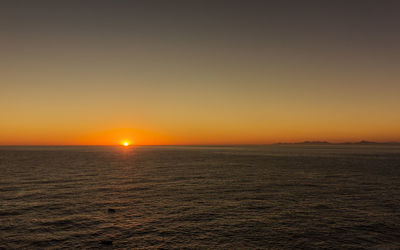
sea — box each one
[1,145,399,249]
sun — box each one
[123,142,129,146]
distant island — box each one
[275,140,400,145]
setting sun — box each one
[123,142,129,146]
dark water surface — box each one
[1,145,400,249]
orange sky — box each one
[1,2,400,145]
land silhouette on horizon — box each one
[275,140,400,145]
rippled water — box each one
[1,145,400,249]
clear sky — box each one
[1,1,400,145]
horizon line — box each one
[1,140,400,147]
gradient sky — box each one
[1,0,400,145]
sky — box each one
[1,0,400,145]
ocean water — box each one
[1,145,400,249]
